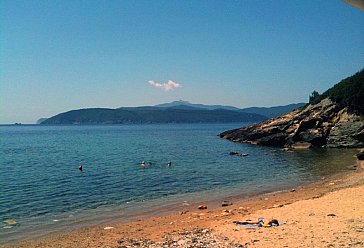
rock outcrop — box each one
[220,98,364,148]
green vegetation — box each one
[309,69,364,115]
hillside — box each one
[36,118,48,124]
[309,69,364,115]
[40,107,267,124]
[154,100,240,111]
[154,100,305,117]
[239,103,305,118]
[220,70,364,148]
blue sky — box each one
[1,0,363,124]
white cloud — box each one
[148,80,181,91]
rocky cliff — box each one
[220,98,364,148]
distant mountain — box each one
[40,101,308,125]
[155,100,240,111]
[239,103,306,118]
[155,100,305,118]
[36,118,48,124]
[41,107,267,124]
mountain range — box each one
[154,100,305,118]
[39,101,305,125]
[154,100,240,111]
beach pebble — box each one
[198,205,207,210]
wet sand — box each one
[5,158,364,248]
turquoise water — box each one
[0,124,357,244]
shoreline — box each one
[5,155,364,247]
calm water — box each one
[0,124,357,244]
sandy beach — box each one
[5,159,364,248]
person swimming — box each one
[167,160,172,167]
[78,164,83,172]
[140,161,145,168]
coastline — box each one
[5,152,364,248]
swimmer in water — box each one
[78,164,83,172]
[141,161,145,168]
[167,160,172,167]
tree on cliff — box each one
[309,90,321,105]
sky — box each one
[1,0,363,124]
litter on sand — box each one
[234,217,284,228]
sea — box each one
[0,123,358,244]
